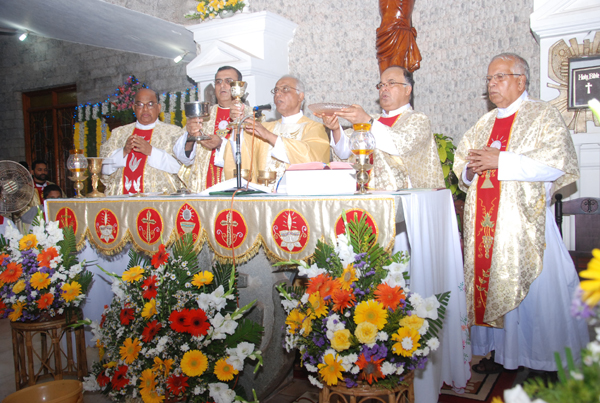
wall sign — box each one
[569,55,600,109]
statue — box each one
[376,0,422,73]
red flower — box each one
[142,275,158,300]
[111,365,129,390]
[356,354,385,385]
[187,309,210,337]
[169,309,190,333]
[374,283,405,311]
[331,288,356,312]
[141,320,162,343]
[100,305,109,328]
[151,245,169,269]
[97,371,110,387]
[0,300,6,316]
[166,374,189,395]
[120,308,135,325]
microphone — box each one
[253,103,275,112]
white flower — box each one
[50,272,67,282]
[111,279,126,300]
[344,311,351,317]
[383,271,406,289]
[180,343,190,352]
[384,261,408,273]
[209,382,234,403]
[308,375,323,388]
[396,364,405,375]
[82,374,100,391]
[193,386,203,395]
[341,353,357,371]
[281,298,298,312]
[210,286,228,310]
[68,263,82,278]
[227,355,244,371]
[401,337,414,351]
[427,337,440,351]
[377,331,388,342]
[235,342,255,360]
[197,293,212,311]
[323,348,337,360]
[334,234,355,267]
[414,295,440,320]
[305,363,318,372]
[301,293,310,304]
[409,293,424,308]
[298,262,327,278]
[570,371,584,381]
[381,361,396,376]
[350,365,360,374]
[45,220,64,243]
[5,222,22,244]
[18,295,27,302]
[30,290,38,298]
[503,384,547,403]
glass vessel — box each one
[67,149,88,198]
[349,123,375,194]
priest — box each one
[226,75,330,190]
[174,66,253,192]
[100,88,182,195]
[321,65,444,190]
[453,53,589,374]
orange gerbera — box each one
[0,253,9,265]
[374,283,405,311]
[30,272,51,290]
[151,244,169,269]
[19,234,37,251]
[356,353,385,385]
[306,274,331,296]
[0,262,23,283]
[37,293,54,309]
[37,247,59,268]
[331,288,356,312]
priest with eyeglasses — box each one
[318,65,444,190]
[100,88,183,195]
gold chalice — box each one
[86,157,105,197]
[257,170,277,187]
[229,81,247,125]
[232,168,251,181]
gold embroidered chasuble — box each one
[453,99,579,328]
[338,110,445,190]
[224,115,330,190]
[179,104,253,193]
[99,121,183,196]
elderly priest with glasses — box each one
[319,65,444,190]
[223,75,330,190]
[100,88,183,195]
[453,53,589,376]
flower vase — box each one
[219,9,236,18]
[319,371,414,403]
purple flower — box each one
[344,377,357,388]
[571,289,595,319]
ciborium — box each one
[86,157,105,197]
[232,168,251,181]
[349,123,375,195]
[67,149,88,198]
[257,170,277,188]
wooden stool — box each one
[319,371,414,403]
[10,314,88,390]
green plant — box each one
[434,133,465,201]
[185,0,245,21]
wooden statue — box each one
[376,0,422,73]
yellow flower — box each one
[19,234,37,251]
[214,358,239,381]
[317,353,344,386]
[122,266,145,282]
[580,249,600,307]
[61,281,82,302]
[331,329,351,352]
[197,3,206,13]
[104,361,117,368]
[391,327,421,357]
[354,321,378,345]
[139,368,157,391]
[399,314,425,332]
[354,299,387,330]
[140,388,165,403]
[490,398,504,403]
[339,264,358,290]
[119,337,142,364]
[307,292,328,318]
[30,272,51,290]
[12,280,25,294]
[192,271,214,287]
[8,301,25,321]
[285,309,306,334]
[300,315,313,337]
[152,357,173,377]
[142,299,157,319]
[96,340,105,361]
[181,350,208,377]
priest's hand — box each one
[467,147,500,174]
[186,117,204,136]
[244,122,277,147]
[123,135,135,156]
[199,135,223,150]
[132,135,153,156]
[334,104,371,125]
[230,102,244,122]
[315,112,342,144]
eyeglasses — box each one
[375,81,409,90]
[133,101,157,109]
[215,78,235,85]
[484,73,523,84]
[271,86,298,95]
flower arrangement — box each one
[493,249,600,403]
[277,215,449,389]
[0,212,92,322]
[83,235,263,403]
[185,0,245,21]
[106,75,145,125]
[434,133,465,202]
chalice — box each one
[257,170,277,188]
[229,81,247,125]
[185,101,212,142]
[232,168,251,181]
[86,157,105,197]
[349,123,375,195]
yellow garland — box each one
[159,112,165,122]
[182,111,187,128]
[83,123,88,154]
[170,111,175,125]
[74,122,81,150]
[96,118,102,157]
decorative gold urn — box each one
[349,123,375,194]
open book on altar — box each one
[278,162,357,195]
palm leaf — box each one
[427,291,451,339]
[225,318,263,347]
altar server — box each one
[453,53,589,374]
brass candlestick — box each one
[67,149,88,198]
[86,157,105,197]
[68,170,88,198]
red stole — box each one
[367,115,401,188]
[473,113,516,326]
[122,128,153,194]
[34,183,45,203]
[206,107,233,188]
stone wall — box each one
[0,35,193,161]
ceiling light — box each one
[173,51,189,64]
[19,31,29,41]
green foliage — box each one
[434,133,465,201]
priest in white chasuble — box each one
[321,65,444,190]
[100,88,182,195]
[453,53,588,374]
[174,66,253,193]
[224,75,330,190]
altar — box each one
[46,189,471,403]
